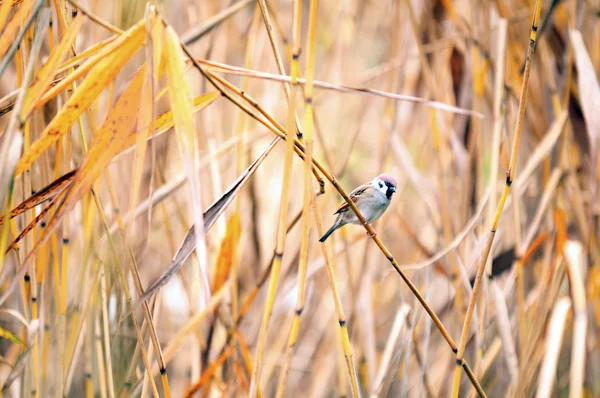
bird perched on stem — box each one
[319,173,397,242]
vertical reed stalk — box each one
[451,1,543,395]
[275,0,304,395]
[247,1,302,393]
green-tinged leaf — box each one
[0,326,24,345]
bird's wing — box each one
[334,183,370,215]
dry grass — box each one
[0,0,599,397]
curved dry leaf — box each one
[536,297,571,398]
[0,132,23,207]
[5,196,58,253]
[1,344,33,393]
[0,169,75,226]
[491,280,519,383]
[564,240,587,398]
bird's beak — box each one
[390,187,396,193]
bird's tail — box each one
[319,224,339,242]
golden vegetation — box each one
[0,0,599,397]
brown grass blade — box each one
[126,138,280,314]
[5,195,58,252]
[0,169,75,226]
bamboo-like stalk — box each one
[231,5,261,327]
[451,2,543,395]
[303,1,360,394]
[275,0,305,396]
[247,0,302,393]
[310,185,360,398]
[488,15,509,344]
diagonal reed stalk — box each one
[180,30,486,397]
[451,1,543,396]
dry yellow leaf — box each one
[117,91,221,157]
[56,35,118,75]
[0,325,24,345]
[554,208,567,255]
[0,0,33,61]
[0,66,146,306]
[15,21,146,175]
[128,5,164,220]
[36,20,145,111]
[0,0,15,32]
[20,13,85,120]
[163,25,197,156]
[212,213,241,291]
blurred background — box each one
[0,0,599,397]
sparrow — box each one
[319,173,397,242]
